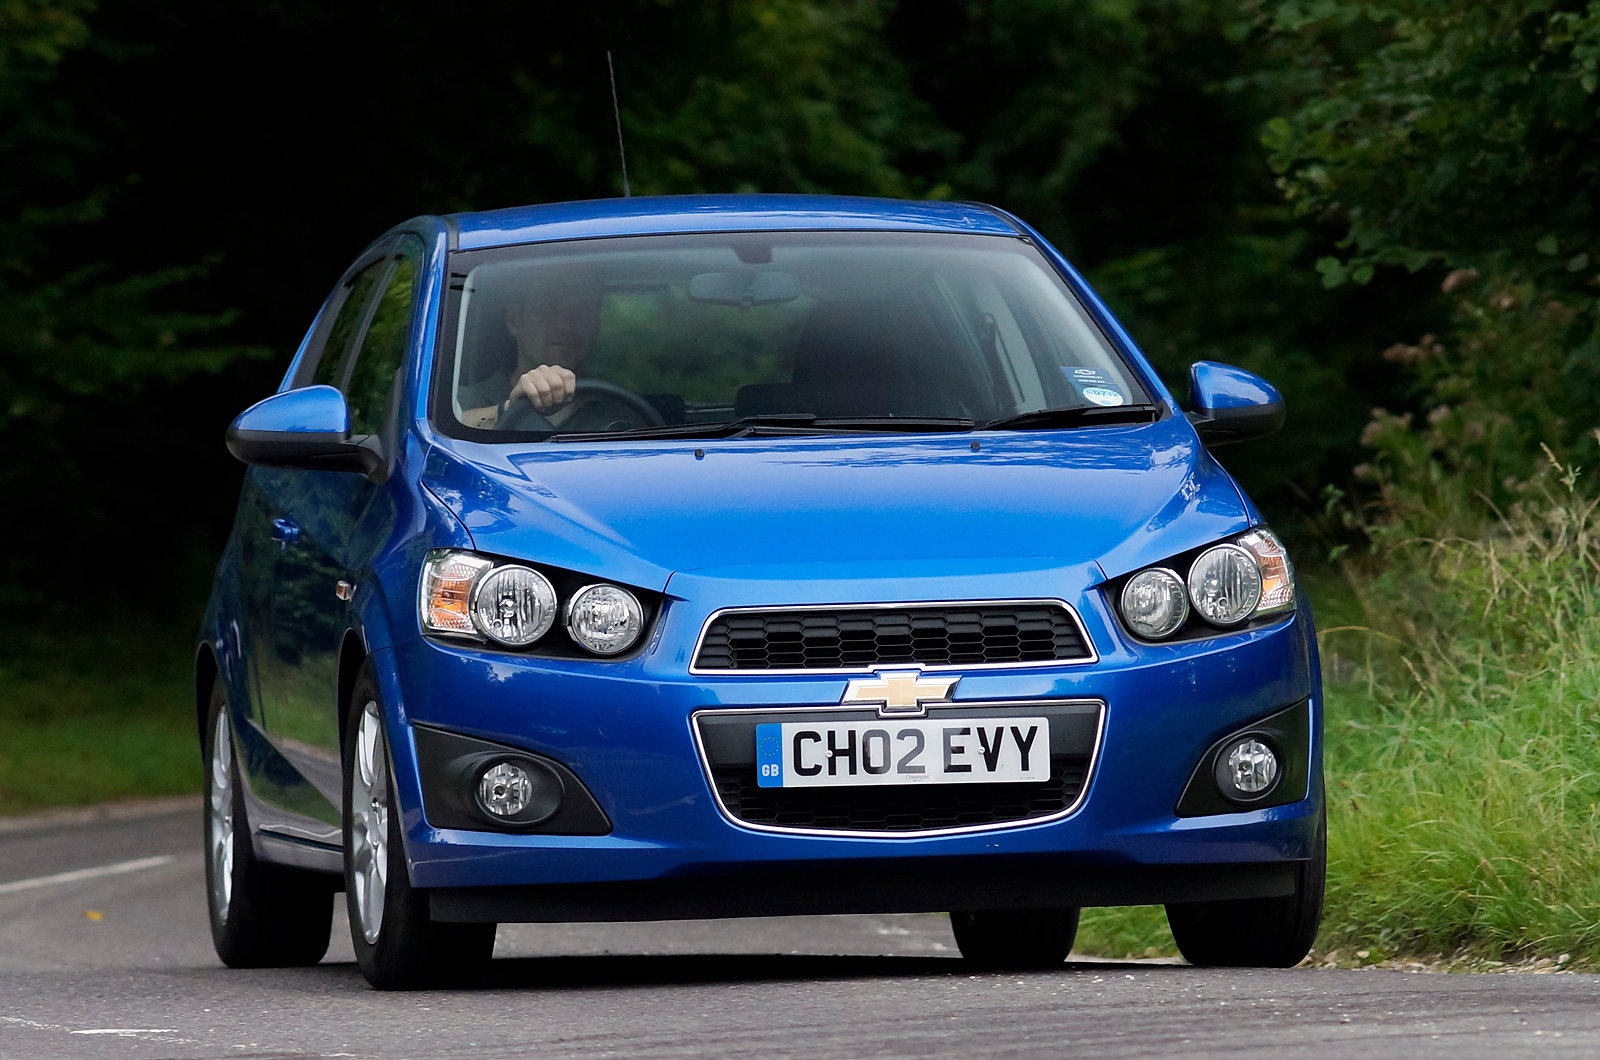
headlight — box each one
[471,564,558,647]
[565,583,644,655]
[1115,526,1296,640]
[1118,567,1189,639]
[1186,543,1262,626]
[419,550,654,657]
[420,551,494,635]
[1237,527,1295,615]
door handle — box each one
[270,518,301,549]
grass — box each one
[0,621,200,815]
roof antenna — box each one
[606,50,631,197]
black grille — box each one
[694,603,1090,671]
[713,756,1088,832]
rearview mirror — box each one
[688,270,799,308]
[1186,361,1285,447]
[225,385,383,476]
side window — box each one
[344,236,424,435]
[310,260,388,388]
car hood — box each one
[421,417,1251,595]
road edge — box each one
[0,794,201,835]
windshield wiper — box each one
[548,413,975,442]
[979,403,1160,432]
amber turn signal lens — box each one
[1237,527,1295,616]
[419,550,493,635]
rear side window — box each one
[310,260,387,388]
[344,236,423,435]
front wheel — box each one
[203,675,334,967]
[344,661,495,990]
[1165,808,1326,967]
[950,908,1080,969]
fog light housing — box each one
[1214,737,1280,802]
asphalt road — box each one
[2,804,1598,1059]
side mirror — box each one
[225,385,383,476]
[1186,361,1285,447]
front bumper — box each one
[380,581,1321,908]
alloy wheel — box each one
[209,710,234,921]
[350,700,390,944]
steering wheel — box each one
[499,378,667,432]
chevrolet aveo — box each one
[200,195,1323,989]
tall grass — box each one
[1316,455,1600,962]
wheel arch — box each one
[194,641,220,748]
[336,629,369,759]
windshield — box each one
[435,231,1150,440]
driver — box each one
[460,285,600,430]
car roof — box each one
[446,194,1019,251]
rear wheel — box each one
[344,661,495,990]
[1165,809,1326,968]
[950,907,1081,969]
[203,676,334,968]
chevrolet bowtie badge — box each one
[841,670,960,714]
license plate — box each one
[755,718,1050,788]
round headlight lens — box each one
[1215,737,1280,801]
[566,583,644,655]
[471,565,558,647]
[1186,544,1263,626]
[477,762,533,817]
[1119,568,1189,639]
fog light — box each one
[1215,737,1279,801]
[477,762,533,817]
[566,583,644,655]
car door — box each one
[260,236,423,834]
[245,246,395,834]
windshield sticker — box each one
[1062,366,1127,407]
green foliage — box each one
[1340,270,1600,536]
[0,1,254,424]
[1263,0,1600,293]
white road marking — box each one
[0,1016,197,1045]
[0,855,174,895]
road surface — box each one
[1,800,1596,1058]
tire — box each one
[203,675,334,968]
[344,661,496,990]
[1165,807,1326,968]
[950,907,1081,969]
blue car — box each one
[199,194,1322,989]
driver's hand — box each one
[512,364,577,410]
